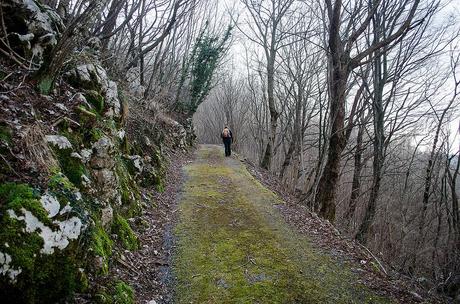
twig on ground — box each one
[357,242,388,276]
[0,154,21,177]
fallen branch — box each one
[116,257,141,276]
[358,242,388,276]
[52,116,81,128]
[0,154,21,177]
[75,106,97,118]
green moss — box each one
[95,280,135,304]
[112,214,139,251]
[0,124,12,144]
[90,128,104,141]
[173,145,392,304]
[48,171,76,192]
[95,292,112,304]
[137,148,166,191]
[37,75,53,95]
[0,182,35,203]
[0,210,44,274]
[91,224,113,275]
[115,159,141,217]
[121,135,130,154]
[50,130,87,188]
[76,269,90,292]
[47,172,90,222]
[0,183,51,225]
[59,128,84,148]
[113,280,135,304]
[85,90,105,114]
[77,105,99,121]
[0,183,81,303]
[54,148,87,187]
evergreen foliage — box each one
[177,23,232,115]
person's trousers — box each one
[223,139,232,156]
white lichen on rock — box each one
[59,204,73,215]
[105,80,121,117]
[118,129,126,139]
[40,193,60,218]
[7,198,83,255]
[71,152,82,159]
[0,252,22,282]
[129,155,143,174]
[45,135,72,149]
[80,149,92,163]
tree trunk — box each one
[314,28,349,220]
[280,80,302,179]
[260,53,278,170]
[344,117,365,229]
[100,0,124,48]
[314,67,348,220]
[417,86,457,253]
[36,1,109,94]
[138,0,146,86]
[56,0,70,20]
[41,0,57,8]
[447,148,460,271]
[356,12,387,244]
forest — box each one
[0,0,459,303]
[195,0,460,292]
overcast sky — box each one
[214,0,460,153]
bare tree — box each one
[315,0,423,222]
[238,0,298,170]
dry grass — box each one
[20,122,58,174]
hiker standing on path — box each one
[221,126,233,157]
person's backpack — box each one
[222,128,231,138]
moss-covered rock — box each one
[85,90,105,115]
[112,214,139,251]
[55,148,87,188]
[0,183,85,303]
[91,224,113,275]
[115,159,141,217]
[113,280,135,304]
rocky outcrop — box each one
[0,1,194,303]
[1,0,64,63]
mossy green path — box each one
[173,145,392,304]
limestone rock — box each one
[92,168,118,204]
[127,155,143,175]
[157,116,188,149]
[66,64,121,118]
[66,64,108,91]
[101,206,113,228]
[104,80,121,117]
[90,137,115,170]
[88,137,121,204]
[80,149,92,164]
[1,0,64,63]
[74,93,92,109]
[45,135,72,150]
